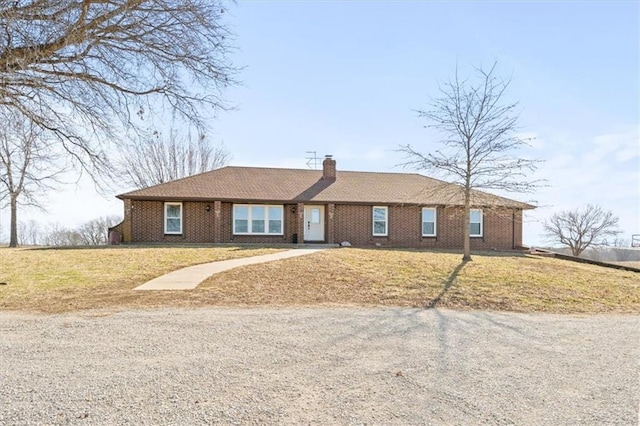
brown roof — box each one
[117,166,535,209]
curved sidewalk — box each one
[134,249,325,291]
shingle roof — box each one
[117,166,535,209]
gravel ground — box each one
[0,307,638,425]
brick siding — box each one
[128,201,298,244]
[333,205,521,249]
[123,200,523,250]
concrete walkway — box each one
[134,249,325,291]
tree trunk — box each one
[463,188,472,261]
[9,195,18,248]
[463,206,472,261]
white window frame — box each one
[372,206,388,237]
[233,204,284,235]
[164,202,183,235]
[470,208,483,237]
[421,207,437,237]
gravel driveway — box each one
[1,307,638,425]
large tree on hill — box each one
[0,113,66,247]
[0,0,235,181]
[543,204,622,257]
[399,62,541,261]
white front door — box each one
[304,205,325,242]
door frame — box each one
[303,205,325,242]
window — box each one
[252,206,265,233]
[268,206,282,234]
[164,202,182,234]
[310,208,321,224]
[372,206,388,236]
[234,205,249,233]
[422,208,437,236]
[233,205,283,235]
[470,209,483,237]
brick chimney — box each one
[322,155,336,180]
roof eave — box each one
[116,194,534,209]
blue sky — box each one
[2,1,638,246]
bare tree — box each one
[399,62,540,261]
[0,0,235,181]
[608,238,630,248]
[43,222,75,246]
[118,130,230,188]
[543,204,622,257]
[41,215,121,246]
[77,214,122,245]
[0,112,65,247]
[17,219,43,246]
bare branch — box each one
[542,204,622,257]
[398,61,543,260]
[0,0,236,184]
[0,109,69,247]
[116,129,231,188]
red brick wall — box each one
[333,204,521,250]
[123,199,523,249]
[130,200,216,243]
[514,209,523,248]
[109,198,131,242]
[128,201,299,244]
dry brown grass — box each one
[1,247,638,314]
[200,249,640,314]
[0,246,281,313]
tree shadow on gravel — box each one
[425,260,469,309]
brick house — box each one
[112,156,534,249]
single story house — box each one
[111,156,534,249]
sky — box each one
[1,0,638,246]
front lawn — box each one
[200,248,640,314]
[0,245,282,313]
[1,247,638,314]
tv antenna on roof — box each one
[305,151,320,170]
